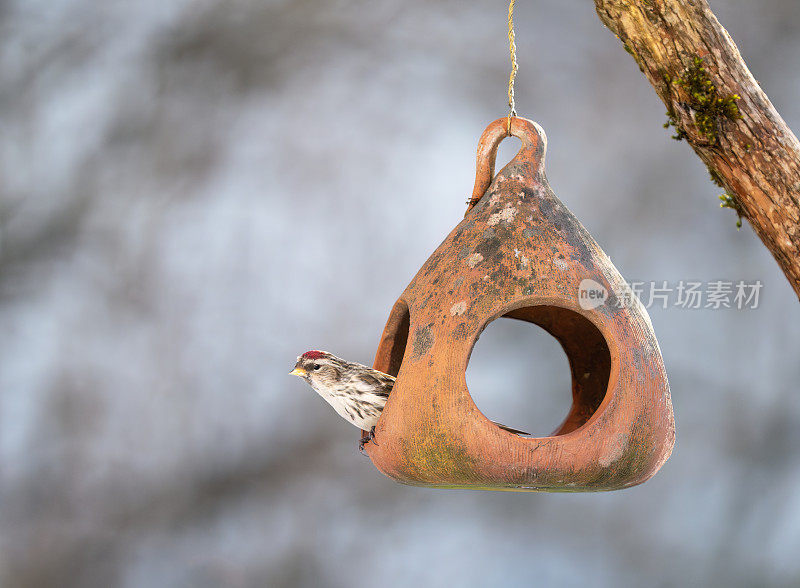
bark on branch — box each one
[594,0,800,298]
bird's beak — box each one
[289,368,307,377]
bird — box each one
[289,350,530,453]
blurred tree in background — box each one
[1,1,799,587]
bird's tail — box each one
[493,421,531,436]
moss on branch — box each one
[664,56,741,142]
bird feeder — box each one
[363,117,675,491]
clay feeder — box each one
[363,117,674,491]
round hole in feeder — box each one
[467,305,612,438]
[466,316,571,437]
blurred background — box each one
[2,0,800,586]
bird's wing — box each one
[493,422,531,436]
[353,370,395,398]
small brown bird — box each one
[290,350,529,452]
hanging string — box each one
[506,0,518,135]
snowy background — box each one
[1,0,799,586]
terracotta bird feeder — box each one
[363,117,675,491]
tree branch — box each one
[594,0,800,299]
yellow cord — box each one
[507,0,518,135]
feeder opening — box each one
[373,298,410,378]
[468,305,611,437]
[466,315,571,436]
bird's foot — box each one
[357,427,378,456]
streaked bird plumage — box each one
[290,350,530,450]
[290,350,391,431]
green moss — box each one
[708,167,725,187]
[719,193,743,229]
[707,167,743,228]
[663,110,687,141]
[398,431,479,484]
[621,40,646,73]
[663,56,741,142]
[706,162,744,228]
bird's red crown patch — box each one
[302,350,325,360]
